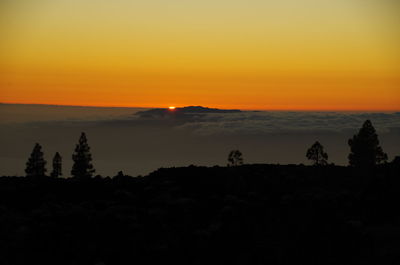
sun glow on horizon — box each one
[168,106,176,110]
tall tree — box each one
[25,143,47,177]
[306,141,328,166]
[348,120,388,167]
[227,150,244,167]
[71,132,95,179]
[51,152,62,177]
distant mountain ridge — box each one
[136,106,241,118]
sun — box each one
[168,106,176,110]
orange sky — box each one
[0,0,399,110]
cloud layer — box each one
[1,104,399,176]
[150,111,400,135]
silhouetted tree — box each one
[228,150,243,166]
[51,152,62,177]
[115,170,124,178]
[25,143,47,177]
[71,132,95,179]
[306,141,328,166]
[348,120,388,167]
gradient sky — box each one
[1,0,399,110]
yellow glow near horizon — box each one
[0,0,399,110]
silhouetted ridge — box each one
[136,106,241,118]
[1,163,400,265]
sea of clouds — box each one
[1,104,399,176]
[170,111,400,135]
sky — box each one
[0,0,399,110]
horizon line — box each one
[1,102,399,112]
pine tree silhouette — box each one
[25,143,47,177]
[227,150,244,167]
[306,141,328,166]
[348,120,388,167]
[71,132,95,179]
[51,152,62,177]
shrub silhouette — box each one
[71,132,95,179]
[25,143,47,177]
[51,152,62,177]
[392,156,400,172]
[348,120,388,167]
[227,150,243,166]
[306,141,328,165]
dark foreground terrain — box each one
[1,164,400,265]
